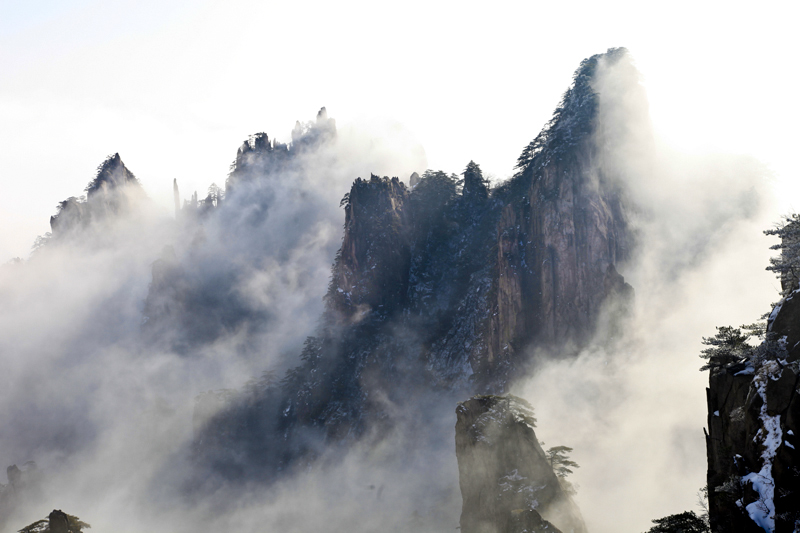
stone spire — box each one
[173,178,180,218]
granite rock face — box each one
[332,175,411,314]
[314,48,635,396]
[189,49,641,481]
[706,292,800,532]
[455,395,585,533]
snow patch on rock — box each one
[742,360,783,532]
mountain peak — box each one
[514,47,630,175]
[85,153,139,197]
[47,154,143,237]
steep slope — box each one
[193,48,640,481]
[505,46,631,351]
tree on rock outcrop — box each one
[698,325,752,372]
[545,445,580,495]
[19,510,90,533]
[461,161,489,201]
[644,511,709,533]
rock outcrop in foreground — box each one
[455,395,586,533]
[706,294,800,532]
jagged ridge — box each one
[192,48,637,482]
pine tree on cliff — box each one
[409,170,458,244]
[513,48,628,174]
[545,445,580,478]
[644,511,709,533]
[698,326,751,372]
[765,212,800,295]
[699,211,800,373]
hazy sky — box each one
[2,4,798,531]
[1,0,798,262]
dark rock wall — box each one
[330,175,411,315]
[706,293,800,532]
[17,509,90,533]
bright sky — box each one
[1,0,798,262]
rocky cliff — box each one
[191,48,639,481]
[330,174,411,314]
[306,47,635,395]
[455,395,585,533]
[706,295,800,532]
[506,46,632,352]
[706,217,800,532]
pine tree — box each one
[698,326,752,372]
[206,183,224,208]
[462,161,489,201]
[644,511,709,533]
[545,445,580,478]
[765,213,800,295]
[19,510,90,533]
